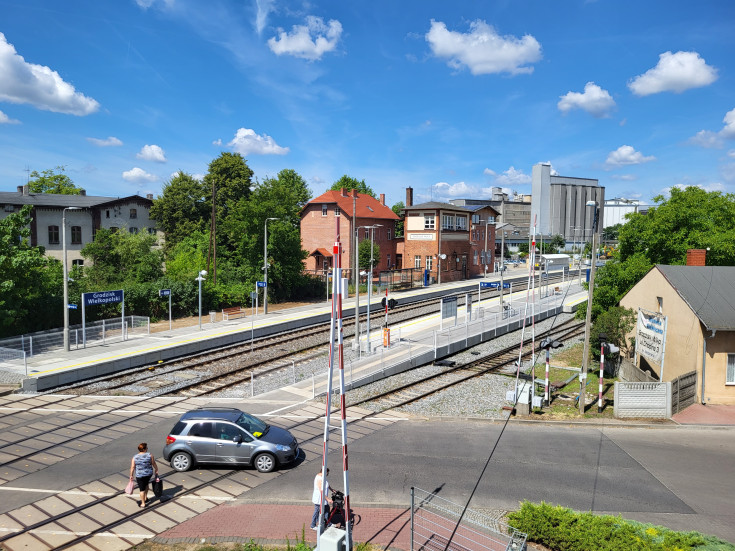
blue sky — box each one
[1,0,733,208]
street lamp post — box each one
[483,218,491,278]
[494,223,512,312]
[263,217,279,314]
[196,270,207,330]
[62,207,81,352]
[579,201,600,414]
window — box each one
[335,206,341,216]
[72,259,84,267]
[456,216,467,230]
[322,204,328,216]
[48,225,60,244]
[129,227,139,234]
[488,216,496,224]
[130,208,137,219]
[71,226,82,244]
[106,210,110,218]
[215,422,251,442]
[442,214,454,230]
[188,422,212,438]
[728,354,735,384]
[364,229,370,239]
[473,251,478,265]
[387,254,391,267]
[471,214,480,224]
[425,256,433,271]
[110,227,119,233]
[424,214,435,230]
[148,227,156,235]
[4,205,14,212]
[414,255,421,269]
[387,228,392,240]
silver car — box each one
[162,407,299,473]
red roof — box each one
[310,248,332,257]
[307,190,399,220]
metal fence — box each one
[410,486,527,551]
[672,370,697,413]
[378,268,425,291]
[0,347,27,374]
[0,316,150,357]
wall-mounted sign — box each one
[408,233,435,241]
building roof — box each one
[310,247,332,257]
[307,190,399,220]
[657,265,735,331]
[0,190,152,209]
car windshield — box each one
[235,412,268,437]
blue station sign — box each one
[159,289,171,297]
[256,281,267,288]
[83,290,124,306]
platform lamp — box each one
[63,206,81,352]
[196,270,207,330]
[263,217,279,314]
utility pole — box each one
[353,193,359,350]
[579,201,599,414]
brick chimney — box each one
[379,193,385,205]
[17,185,22,193]
[351,189,358,198]
[340,187,348,197]
[22,184,29,195]
[686,249,706,266]
[146,193,154,200]
[406,187,413,207]
[79,189,86,196]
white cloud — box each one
[212,138,222,146]
[689,108,735,148]
[433,181,477,198]
[86,136,123,147]
[227,127,289,155]
[611,174,637,181]
[557,82,615,118]
[135,0,174,9]
[136,144,167,162]
[268,16,342,61]
[483,168,496,177]
[0,32,99,115]
[494,166,532,187]
[254,0,275,35]
[604,145,656,169]
[728,150,735,159]
[628,51,718,96]
[425,19,541,76]
[0,109,20,124]
[122,167,158,183]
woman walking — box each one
[129,442,159,508]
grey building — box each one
[531,163,605,246]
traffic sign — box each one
[159,289,171,297]
[67,304,77,309]
[250,291,258,300]
[256,281,267,288]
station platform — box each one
[5,272,589,392]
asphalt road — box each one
[238,419,735,544]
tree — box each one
[549,234,565,252]
[591,306,636,361]
[81,229,164,286]
[602,223,622,243]
[392,201,405,237]
[618,187,735,266]
[0,206,61,336]
[358,238,380,270]
[28,166,82,195]
[204,152,254,222]
[329,175,376,198]
[149,172,208,251]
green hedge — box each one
[507,502,735,551]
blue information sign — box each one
[83,290,124,306]
[480,282,497,289]
[159,289,171,297]
[67,304,77,309]
[256,281,267,288]
[502,283,510,289]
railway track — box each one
[57,273,570,397]
[350,319,585,412]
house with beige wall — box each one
[619,265,735,405]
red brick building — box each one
[300,188,400,275]
[402,188,499,283]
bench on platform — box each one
[222,306,246,321]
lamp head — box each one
[199,270,207,277]
[586,200,597,207]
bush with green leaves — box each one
[507,501,735,551]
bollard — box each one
[29,336,33,357]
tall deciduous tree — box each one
[81,229,163,286]
[329,175,375,198]
[358,238,380,270]
[392,201,405,237]
[149,171,208,251]
[28,166,82,194]
[0,206,61,336]
[204,152,254,222]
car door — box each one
[214,422,255,465]
[184,421,217,463]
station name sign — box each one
[83,290,124,306]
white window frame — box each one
[425,256,433,271]
[456,216,467,230]
[414,255,421,269]
[322,204,328,216]
[424,214,435,230]
[442,214,454,230]
[471,214,480,224]
[727,354,735,385]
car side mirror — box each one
[234,434,243,443]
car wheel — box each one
[170,451,193,472]
[254,453,276,473]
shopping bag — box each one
[152,476,163,498]
[125,479,135,495]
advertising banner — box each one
[637,309,666,366]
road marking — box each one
[0,486,235,501]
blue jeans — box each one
[310,503,330,528]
